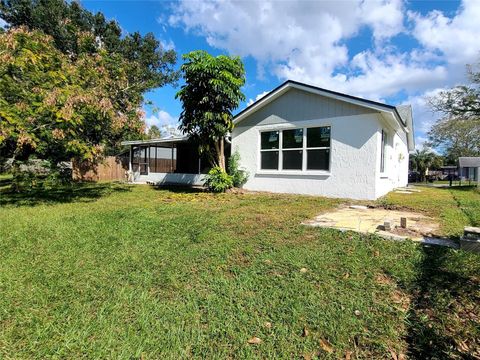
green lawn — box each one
[382,185,480,237]
[0,181,479,359]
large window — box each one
[260,131,280,170]
[306,127,330,170]
[380,129,387,173]
[260,126,330,171]
[282,128,303,170]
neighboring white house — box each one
[122,80,414,200]
[458,157,480,185]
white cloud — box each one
[278,50,447,101]
[170,0,361,77]
[144,110,178,128]
[144,110,184,138]
[360,0,404,41]
[170,0,407,94]
[247,91,269,106]
[170,0,480,145]
[414,135,428,150]
[160,39,175,51]
[409,0,480,66]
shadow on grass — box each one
[0,181,131,207]
[447,185,479,192]
[151,184,206,194]
[444,186,477,192]
[413,182,478,190]
[406,246,480,359]
[0,177,12,187]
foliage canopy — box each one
[0,0,178,159]
[0,28,145,168]
[176,50,245,170]
[0,0,178,95]
[428,65,480,161]
[409,149,443,181]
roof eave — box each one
[120,137,188,146]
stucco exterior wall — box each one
[231,88,409,200]
[374,125,409,198]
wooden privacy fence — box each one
[72,156,128,182]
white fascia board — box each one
[120,137,187,146]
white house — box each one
[458,157,480,185]
[122,80,414,200]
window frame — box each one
[258,125,331,175]
[259,130,280,170]
[282,128,304,170]
[380,129,387,174]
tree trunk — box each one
[213,138,226,171]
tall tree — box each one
[428,65,480,162]
[409,149,443,182]
[0,28,144,175]
[147,125,162,139]
[176,51,245,170]
[0,0,178,153]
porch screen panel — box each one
[131,146,140,172]
[149,146,158,173]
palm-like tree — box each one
[409,149,443,182]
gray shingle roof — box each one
[459,157,480,167]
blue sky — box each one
[82,0,479,147]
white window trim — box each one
[380,128,388,177]
[258,125,332,175]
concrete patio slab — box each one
[302,206,448,245]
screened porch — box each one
[120,137,217,186]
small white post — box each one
[171,144,174,173]
[128,145,132,171]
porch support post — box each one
[129,145,132,171]
[171,144,174,173]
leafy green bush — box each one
[228,151,249,188]
[204,166,233,193]
[10,160,72,191]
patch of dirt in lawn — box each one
[375,274,395,286]
[302,205,440,241]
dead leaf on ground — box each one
[457,340,469,352]
[345,350,352,360]
[374,250,380,257]
[301,353,313,360]
[375,273,394,286]
[302,327,309,337]
[343,272,350,279]
[319,338,334,353]
[391,289,411,312]
[389,349,398,360]
[247,336,262,345]
[264,321,272,329]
